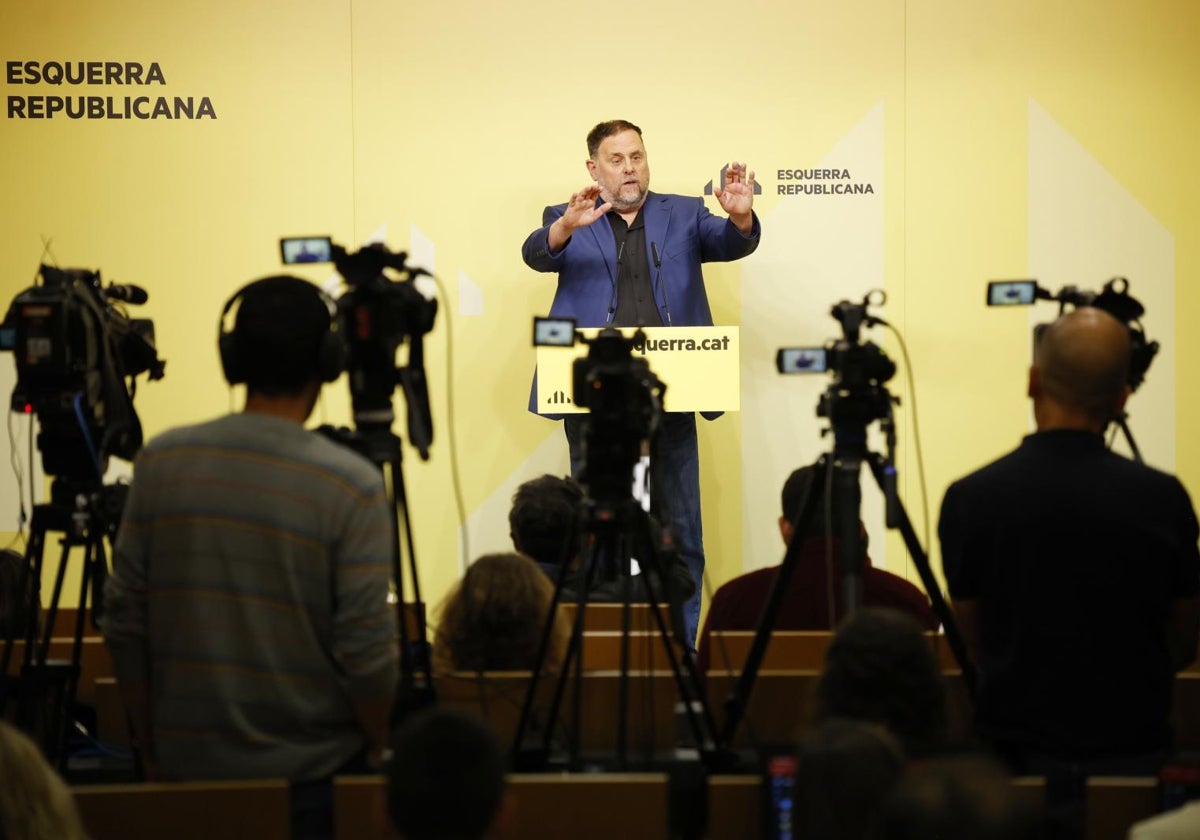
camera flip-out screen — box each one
[776,347,828,374]
[533,317,577,347]
[987,280,1037,306]
[280,237,333,265]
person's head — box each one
[387,708,508,840]
[509,474,584,568]
[218,274,344,409]
[1028,306,1131,433]
[779,465,867,551]
[434,552,568,672]
[585,119,649,213]
[878,755,1040,840]
[793,718,905,840]
[816,607,947,758]
[0,721,87,840]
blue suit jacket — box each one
[523,191,760,414]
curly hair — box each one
[433,553,569,672]
[508,474,584,568]
[816,608,948,758]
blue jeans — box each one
[563,413,704,644]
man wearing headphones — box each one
[103,276,398,836]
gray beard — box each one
[607,188,646,212]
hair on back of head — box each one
[509,474,584,567]
[433,552,568,672]
[387,707,506,840]
[817,607,948,758]
[224,275,336,395]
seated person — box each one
[509,473,695,605]
[432,552,570,672]
[698,465,938,672]
[386,708,509,840]
[815,608,949,759]
[792,718,905,840]
[0,720,87,840]
[878,755,1042,840]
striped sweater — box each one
[102,412,398,780]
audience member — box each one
[878,755,1041,840]
[103,276,398,838]
[815,607,949,759]
[791,718,905,840]
[0,720,87,840]
[386,708,509,840]
[939,307,1200,772]
[698,465,938,672]
[433,552,570,672]
[509,473,695,606]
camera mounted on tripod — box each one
[0,264,164,484]
[533,317,665,504]
[281,236,438,458]
[776,289,897,432]
[986,276,1158,392]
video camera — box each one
[986,277,1158,391]
[776,290,896,430]
[533,317,665,503]
[0,265,164,482]
[281,236,438,458]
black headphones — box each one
[217,275,345,385]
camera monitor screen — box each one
[533,316,577,347]
[987,280,1037,306]
[280,237,333,265]
[776,347,827,374]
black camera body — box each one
[986,276,1159,392]
[281,237,438,457]
[1,265,163,481]
[570,328,664,501]
[778,291,897,432]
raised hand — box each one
[713,161,756,232]
[549,184,612,251]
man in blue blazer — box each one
[522,119,760,643]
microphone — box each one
[651,242,672,325]
[105,283,149,304]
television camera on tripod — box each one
[0,263,164,766]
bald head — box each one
[1030,307,1131,430]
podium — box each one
[534,325,740,414]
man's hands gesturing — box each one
[714,161,756,235]
[548,184,612,252]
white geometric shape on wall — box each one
[364,222,389,247]
[739,101,887,574]
[461,428,570,574]
[409,223,435,274]
[1028,99,1175,470]
[459,270,483,316]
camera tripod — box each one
[717,402,978,748]
[513,424,718,772]
[0,479,121,770]
[317,424,435,723]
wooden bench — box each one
[73,780,290,840]
[2,637,113,705]
[333,772,761,840]
[435,670,684,754]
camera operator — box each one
[938,307,1200,774]
[101,276,398,839]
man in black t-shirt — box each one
[938,307,1199,770]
